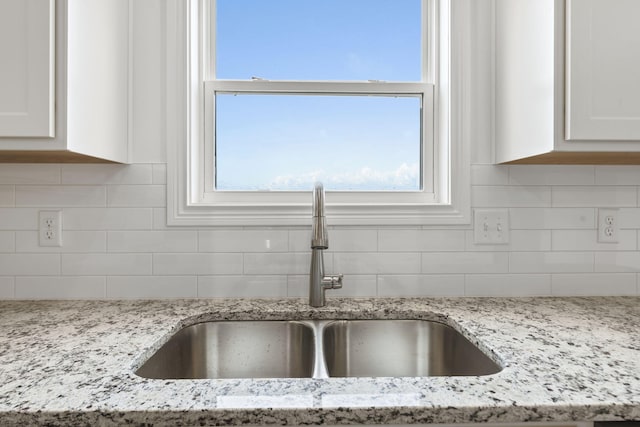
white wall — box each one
[0,1,639,299]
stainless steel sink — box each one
[323,320,502,377]
[135,319,501,380]
[135,321,315,379]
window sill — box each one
[165,197,471,227]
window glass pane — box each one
[216,0,422,81]
[215,94,421,191]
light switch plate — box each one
[474,209,509,245]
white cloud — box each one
[268,163,420,191]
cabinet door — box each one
[566,0,640,140]
[0,0,55,137]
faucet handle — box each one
[324,274,343,290]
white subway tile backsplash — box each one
[509,165,595,186]
[0,277,14,298]
[377,275,465,297]
[153,253,243,275]
[0,164,60,184]
[509,230,553,251]
[329,230,378,252]
[470,165,509,186]
[0,231,14,252]
[509,252,594,273]
[286,276,307,297]
[0,186,14,207]
[551,273,636,296]
[552,186,637,207]
[64,208,153,230]
[61,164,152,185]
[199,275,288,298]
[465,230,551,252]
[551,230,637,251]
[287,275,377,298]
[199,230,288,253]
[0,208,39,230]
[595,166,640,186]
[152,164,167,184]
[244,253,310,275]
[16,231,106,253]
[594,252,640,272]
[107,185,165,207]
[0,254,60,275]
[2,162,640,299]
[15,277,105,299]
[107,276,197,299]
[109,231,197,253]
[152,208,170,230]
[334,253,422,275]
[472,186,551,208]
[62,254,151,275]
[15,186,106,207]
[464,274,551,296]
[289,230,312,252]
[421,252,508,274]
[509,208,595,230]
[619,208,640,229]
[290,229,377,253]
[379,230,465,252]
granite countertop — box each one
[0,297,639,426]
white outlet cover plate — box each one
[39,210,63,247]
[474,209,510,245]
[597,208,619,243]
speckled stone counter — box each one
[0,297,639,426]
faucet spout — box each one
[309,183,343,307]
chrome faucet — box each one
[309,183,343,307]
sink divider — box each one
[298,320,332,379]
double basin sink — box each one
[135,319,502,380]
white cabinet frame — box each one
[566,0,640,141]
[0,0,55,137]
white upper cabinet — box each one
[0,0,129,163]
[495,0,640,164]
[0,0,55,137]
[566,0,640,140]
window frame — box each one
[204,82,435,204]
[166,0,471,226]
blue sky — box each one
[215,0,422,191]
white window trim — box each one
[165,0,471,226]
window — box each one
[166,0,471,226]
[211,0,425,193]
[214,94,422,192]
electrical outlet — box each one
[39,210,63,247]
[598,208,619,243]
[474,209,510,245]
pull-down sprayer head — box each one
[311,182,328,249]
